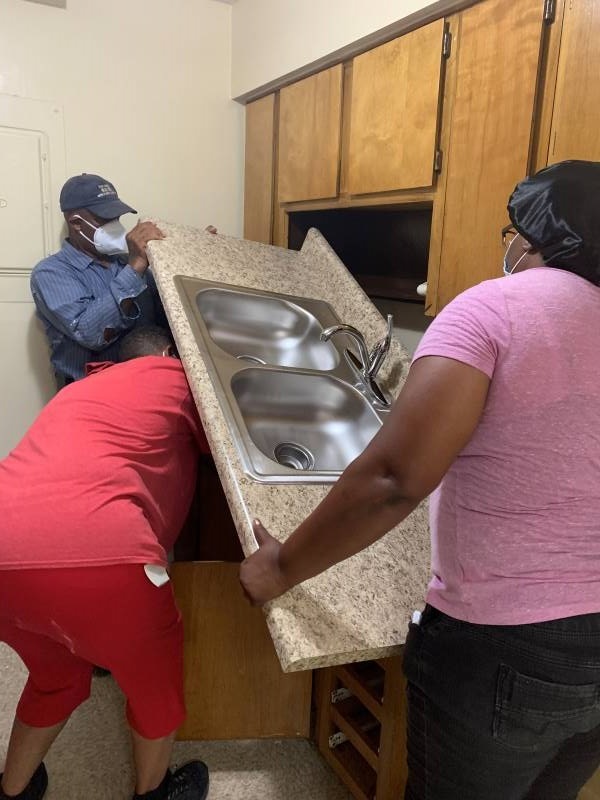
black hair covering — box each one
[507,160,600,285]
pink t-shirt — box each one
[413,267,600,625]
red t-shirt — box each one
[0,357,208,570]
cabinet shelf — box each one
[329,736,377,800]
[315,658,407,800]
[331,697,380,770]
[335,662,385,720]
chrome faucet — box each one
[321,315,393,405]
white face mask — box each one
[503,234,529,276]
[73,215,128,256]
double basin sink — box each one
[175,276,390,483]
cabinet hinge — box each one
[434,149,443,173]
[543,0,556,23]
[442,29,452,58]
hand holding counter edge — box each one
[240,161,600,800]
[30,173,167,388]
[0,327,210,800]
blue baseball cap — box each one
[60,173,137,218]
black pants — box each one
[402,605,600,800]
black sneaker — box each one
[0,763,48,799]
[167,762,209,800]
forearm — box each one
[73,293,138,348]
[241,357,491,607]
[278,457,420,589]
[37,267,147,350]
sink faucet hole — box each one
[273,442,315,471]
[236,354,267,365]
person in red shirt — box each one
[0,327,210,800]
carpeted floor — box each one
[0,644,351,800]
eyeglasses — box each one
[501,224,518,249]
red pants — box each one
[0,565,185,739]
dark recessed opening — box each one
[288,205,432,304]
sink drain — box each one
[236,354,267,365]
[273,442,315,471]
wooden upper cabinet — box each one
[244,95,276,244]
[431,0,545,312]
[347,19,445,195]
[549,0,600,163]
[277,65,343,203]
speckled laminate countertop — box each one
[148,224,431,672]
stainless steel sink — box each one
[175,276,389,483]
[231,369,382,474]
[195,288,339,370]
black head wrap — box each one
[507,160,600,285]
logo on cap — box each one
[97,183,117,199]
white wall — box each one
[231,0,439,98]
[0,0,244,237]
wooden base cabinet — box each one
[171,562,312,741]
[314,657,407,800]
[171,457,312,741]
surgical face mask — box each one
[503,234,529,276]
[73,215,128,256]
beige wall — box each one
[231,0,438,98]
[0,0,244,236]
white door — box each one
[0,95,66,457]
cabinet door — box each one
[432,0,545,312]
[549,0,600,163]
[172,562,312,740]
[347,19,445,195]
[277,65,343,203]
[243,94,275,244]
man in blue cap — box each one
[31,174,167,389]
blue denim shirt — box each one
[31,240,166,382]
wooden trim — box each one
[234,0,482,104]
[338,62,353,198]
[282,191,435,214]
[315,668,337,754]
[243,94,276,244]
[269,95,278,244]
[335,665,383,722]
[425,14,461,316]
[273,200,288,249]
[376,659,408,798]
[530,0,567,172]
[271,92,285,247]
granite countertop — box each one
[148,224,430,672]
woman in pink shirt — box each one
[241,160,600,800]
